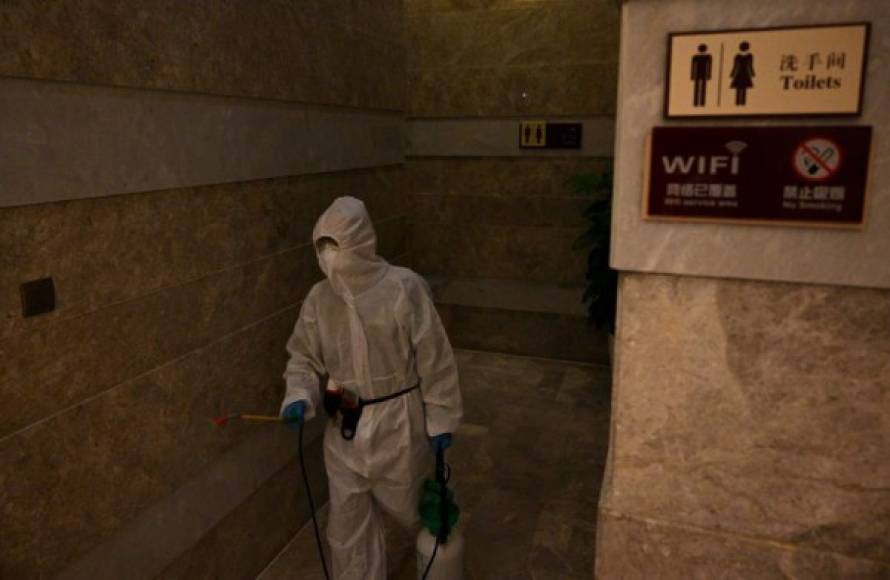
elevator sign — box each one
[644,126,871,227]
[665,23,870,118]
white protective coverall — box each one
[280,196,463,579]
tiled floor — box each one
[258,349,612,580]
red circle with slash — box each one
[793,137,842,182]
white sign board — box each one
[665,23,869,118]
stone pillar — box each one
[597,1,890,577]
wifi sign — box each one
[646,125,871,227]
[660,141,746,176]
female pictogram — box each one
[730,41,755,106]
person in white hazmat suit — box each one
[279,196,463,579]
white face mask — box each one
[318,242,339,277]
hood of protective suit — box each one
[313,196,389,299]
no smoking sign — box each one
[794,137,842,181]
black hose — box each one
[299,422,331,580]
[421,537,440,580]
[422,448,451,580]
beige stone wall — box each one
[610,0,890,290]
[599,273,890,577]
[409,157,607,286]
[0,0,404,110]
[600,1,890,576]
[404,0,619,362]
[405,0,618,117]
[0,2,407,577]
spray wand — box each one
[212,413,282,426]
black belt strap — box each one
[361,384,420,406]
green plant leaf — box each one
[567,165,617,333]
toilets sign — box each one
[644,126,871,227]
[665,23,870,118]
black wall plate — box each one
[21,277,56,317]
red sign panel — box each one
[645,125,871,227]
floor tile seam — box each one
[599,508,890,567]
[456,348,611,370]
[0,302,302,445]
[3,214,406,344]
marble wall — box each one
[404,0,620,361]
[409,157,605,286]
[0,0,404,110]
[0,1,407,577]
[599,273,890,578]
[599,1,890,577]
[0,77,404,207]
[611,0,890,290]
[405,0,618,117]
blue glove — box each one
[429,433,452,454]
[282,401,307,430]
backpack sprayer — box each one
[214,410,464,580]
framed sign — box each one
[644,125,872,228]
[665,22,870,118]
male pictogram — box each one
[690,44,712,107]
